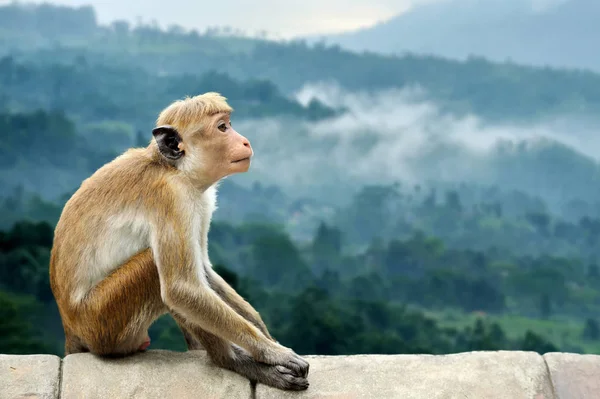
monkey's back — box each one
[49,147,171,307]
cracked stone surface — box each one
[60,350,252,399]
[0,354,61,399]
[256,351,555,399]
[544,352,600,399]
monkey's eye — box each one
[218,123,227,132]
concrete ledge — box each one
[61,350,252,399]
[257,351,554,399]
[1,351,600,399]
[544,352,600,399]
[0,354,61,399]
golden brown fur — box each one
[49,93,309,390]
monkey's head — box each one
[151,92,253,185]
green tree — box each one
[520,331,558,354]
[540,294,552,319]
[250,230,311,290]
[311,222,342,273]
[582,318,600,341]
[0,292,50,354]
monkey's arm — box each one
[172,314,308,390]
[205,267,275,341]
[150,221,306,375]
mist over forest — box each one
[2,3,600,358]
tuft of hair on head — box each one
[156,92,234,132]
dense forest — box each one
[2,3,600,357]
[3,218,587,356]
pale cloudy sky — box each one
[4,0,443,38]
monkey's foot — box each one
[138,336,151,351]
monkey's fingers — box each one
[275,365,299,376]
[279,352,310,378]
[229,347,309,391]
[276,374,309,391]
[253,343,310,379]
[264,365,309,391]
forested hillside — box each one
[4,219,592,356]
[3,3,600,122]
[1,3,600,357]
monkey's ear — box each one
[152,125,184,161]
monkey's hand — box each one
[230,346,309,391]
[253,342,310,379]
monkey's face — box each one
[152,112,253,186]
[205,113,253,178]
[183,112,253,184]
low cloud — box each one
[233,81,600,205]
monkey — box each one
[48,92,310,391]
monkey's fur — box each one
[49,92,310,391]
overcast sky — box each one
[3,0,569,38]
[4,0,441,38]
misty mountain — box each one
[4,3,600,126]
[318,0,600,72]
[3,3,600,230]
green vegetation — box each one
[3,184,600,356]
[0,57,339,131]
[335,183,600,259]
[2,219,576,356]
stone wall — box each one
[2,350,599,398]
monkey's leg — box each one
[173,315,309,391]
[63,327,90,355]
[69,249,167,356]
[206,268,275,341]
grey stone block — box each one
[0,354,61,399]
[60,350,252,399]
[544,352,600,399]
[257,351,555,399]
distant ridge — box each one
[315,0,600,73]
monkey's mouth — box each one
[232,157,251,163]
